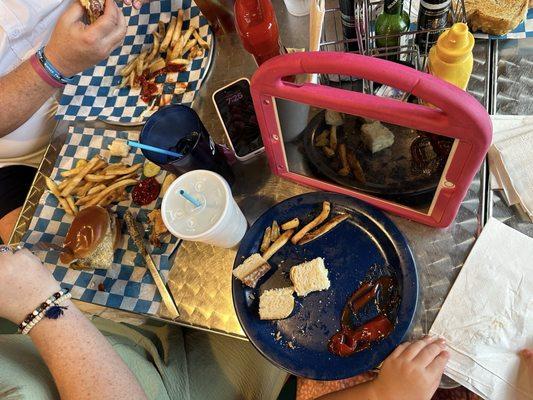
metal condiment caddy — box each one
[320,0,467,94]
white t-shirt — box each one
[0,0,72,167]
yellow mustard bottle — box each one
[427,22,475,90]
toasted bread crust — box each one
[465,0,528,35]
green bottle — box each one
[375,0,410,56]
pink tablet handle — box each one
[251,52,492,227]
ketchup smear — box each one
[132,177,161,206]
[136,64,186,104]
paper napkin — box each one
[489,116,533,221]
[430,218,533,400]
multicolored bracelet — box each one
[29,47,75,88]
[18,289,72,335]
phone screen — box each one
[213,79,263,158]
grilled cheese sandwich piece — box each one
[290,257,330,297]
[233,253,271,288]
[259,287,295,320]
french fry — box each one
[115,172,139,182]
[168,58,190,66]
[291,201,331,244]
[160,16,176,53]
[85,179,138,207]
[193,30,209,49]
[149,58,166,74]
[160,94,172,107]
[281,218,300,230]
[146,34,160,65]
[120,56,138,77]
[169,26,194,60]
[180,38,197,57]
[347,151,366,184]
[76,159,88,169]
[98,192,118,207]
[330,126,338,151]
[260,226,271,253]
[45,176,74,215]
[161,173,177,196]
[61,156,101,197]
[103,162,126,173]
[314,130,329,147]
[271,220,280,242]
[58,179,69,191]
[67,196,78,215]
[128,71,136,88]
[323,146,335,158]
[262,229,294,261]
[170,9,184,48]
[75,192,100,206]
[91,159,107,173]
[158,21,166,39]
[104,163,141,176]
[74,181,93,197]
[87,184,106,195]
[85,174,117,182]
[298,214,351,245]
[61,166,83,177]
[187,46,203,60]
[338,144,350,176]
[136,51,147,76]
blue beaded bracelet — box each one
[36,47,75,85]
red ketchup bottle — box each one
[234,0,281,66]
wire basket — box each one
[319,0,467,94]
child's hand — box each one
[521,349,533,376]
[372,336,449,400]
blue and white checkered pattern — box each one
[56,0,212,123]
[22,126,178,315]
[474,8,533,39]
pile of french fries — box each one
[44,155,141,216]
[258,202,352,259]
[119,9,210,106]
[314,126,366,184]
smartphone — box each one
[212,78,264,161]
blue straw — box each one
[179,190,202,208]
[128,141,182,159]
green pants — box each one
[0,317,287,400]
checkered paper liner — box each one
[22,126,178,315]
[473,8,533,39]
[56,0,212,123]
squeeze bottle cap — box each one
[435,23,474,64]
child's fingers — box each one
[520,349,533,367]
[413,339,446,367]
[427,350,450,375]
[390,341,412,358]
[401,336,439,360]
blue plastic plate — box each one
[232,192,418,380]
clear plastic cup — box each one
[161,170,247,248]
[283,0,310,16]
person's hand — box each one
[0,248,61,324]
[521,349,533,378]
[371,336,449,400]
[122,0,150,10]
[45,0,127,77]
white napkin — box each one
[430,218,533,400]
[489,116,533,221]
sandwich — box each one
[463,0,528,35]
[290,257,331,297]
[79,0,105,24]
[60,205,121,269]
[259,287,295,320]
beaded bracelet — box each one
[18,289,72,335]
